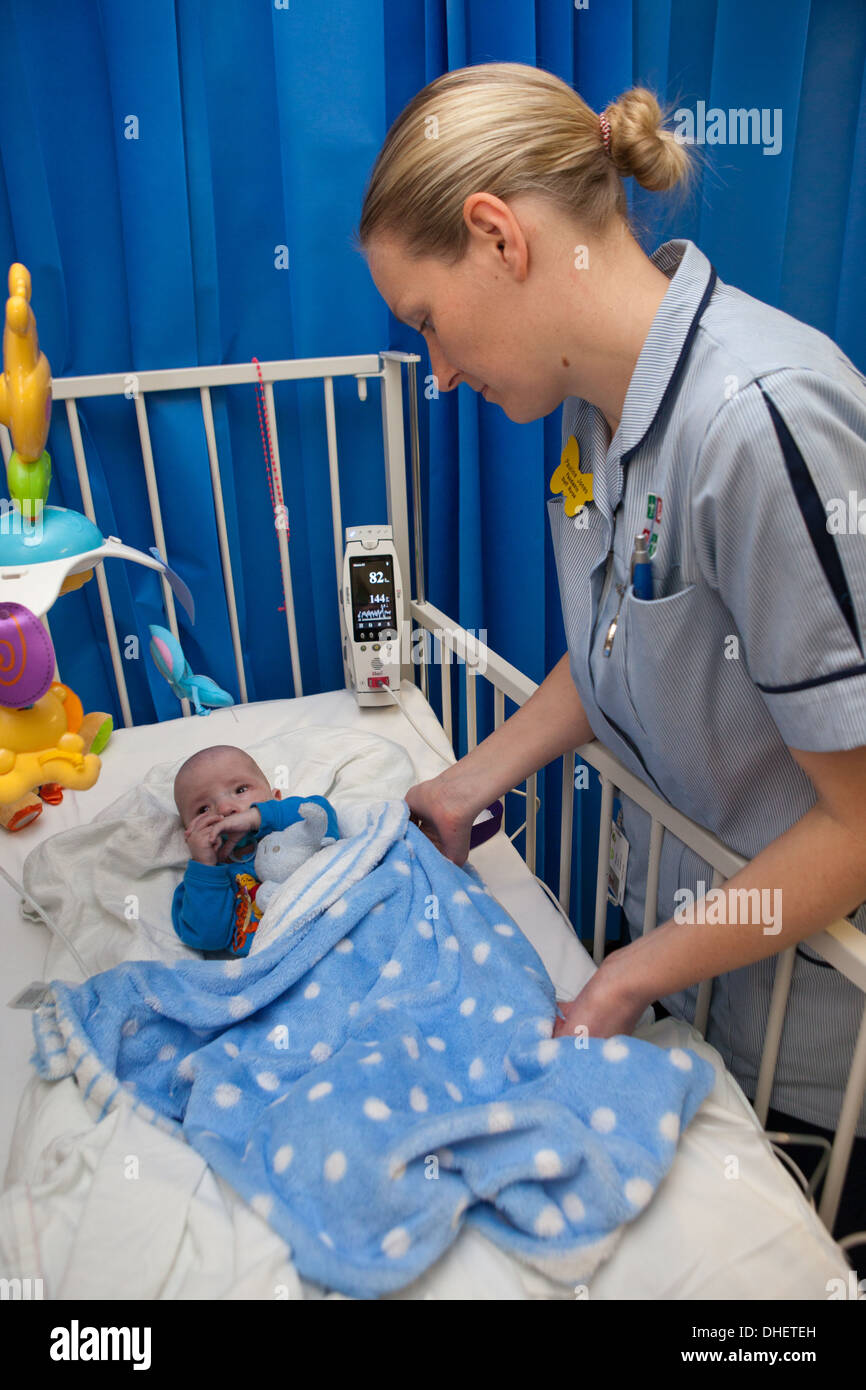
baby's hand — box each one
[185,812,225,866]
[214,806,262,863]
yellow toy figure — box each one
[0,595,113,823]
[0,679,112,827]
[0,262,53,515]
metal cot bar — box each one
[50,356,384,399]
[323,376,344,597]
[406,357,428,704]
[559,750,575,917]
[262,379,302,698]
[63,398,136,727]
[526,772,537,875]
[594,777,615,964]
[494,686,504,731]
[439,636,453,747]
[819,1000,866,1230]
[753,946,798,1125]
[643,817,664,936]
[466,665,477,752]
[133,392,190,718]
[379,353,415,689]
[199,385,249,704]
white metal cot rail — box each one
[5,350,863,1242]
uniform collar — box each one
[612,239,718,466]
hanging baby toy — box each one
[148,625,233,716]
[0,262,194,829]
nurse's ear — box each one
[462,192,529,280]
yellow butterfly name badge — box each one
[550,435,593,516]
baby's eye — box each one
[236,784,249,794]
[197,804,209,816]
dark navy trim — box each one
[755,662,866,694]
[596,705,666,797]
[620,265,719,467]
[795,944,834,969]
[759,384,863,657]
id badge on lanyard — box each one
[607,811,630,906]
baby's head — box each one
[174,745,273,830]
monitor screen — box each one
[349,554,396,643]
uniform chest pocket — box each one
[618,581,703,739]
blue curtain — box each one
[1,0,863,938]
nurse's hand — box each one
[553,960,649,1039]
[405,775,476,867]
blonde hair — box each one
[356,62,696,262]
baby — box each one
[172,744,339,958]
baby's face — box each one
[176,750,272,829]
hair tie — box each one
[599,112,612,155]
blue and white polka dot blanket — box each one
[31,798,713,1296]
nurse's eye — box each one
[419,317,433,334]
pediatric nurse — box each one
[358,64,866,1167]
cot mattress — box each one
[0,682,851,1298]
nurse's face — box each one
[364,200,564,423]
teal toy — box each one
[148,624,233,717]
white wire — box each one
[0,859,89,980]
[383,686,456,767]
[530,869,577,933]
[765,1140,816,1205]
[763,1130,832,1195]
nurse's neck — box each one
[558,221,673,439]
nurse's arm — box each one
[405,652,595,865]
[553,744,866,1039]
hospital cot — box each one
[0,349,862,1300]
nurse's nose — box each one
[425,338,461,392]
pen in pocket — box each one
[602,533,654,658]
[631,534,653,600]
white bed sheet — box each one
[0,682,851,1299]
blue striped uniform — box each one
[548,238,866,1134]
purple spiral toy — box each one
[0,601,56,709]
